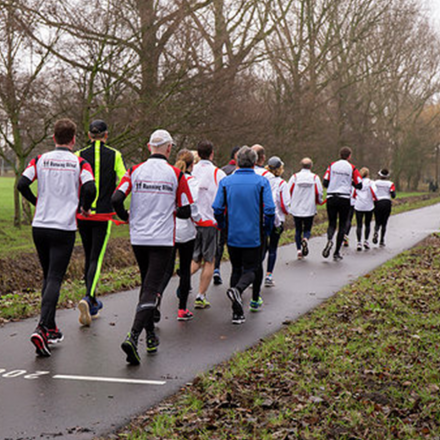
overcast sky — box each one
[424,0,440,24]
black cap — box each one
[89,120,108,135]
[231,146,240,159]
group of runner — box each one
[18,119,396,364]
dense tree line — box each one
[0,0,439,225]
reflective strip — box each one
[90,220,112,298]
[92,141,101,211]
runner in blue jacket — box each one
[212,146,275,324]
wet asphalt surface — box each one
[1,204,440,440]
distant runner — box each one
[323,146,363,261]
[112,129,193,365]
[18,119,96,356]
[191,141,226,309]
[75,120,126,326]
[264,156,290,286]
[354,167,377,251]
[288,157,323,259]
[373,168,396,247]
[213,146,275,324]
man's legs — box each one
[213,229,226,285]
[334,197,350,257]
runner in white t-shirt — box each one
[18,119,96,357]
[112,129,193,365]
[191,141,226,309]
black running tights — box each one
[33,227,75,329]
[131,245,173,333]
[157,239,195,310]
[326,196,351,254]
[374,200,392,241]
[228,245,260,301]
[355,210,373,242]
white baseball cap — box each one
[148,129,174,148]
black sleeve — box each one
[81,181,97,211]
[323,179,329,188]
[391,191,396,199]
[176,204,191,219]
[17,176,37,206]
[112,189,129,221]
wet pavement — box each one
[1,203,439,440]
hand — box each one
[81,207,92,217]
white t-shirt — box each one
[22,148,94,231]
[175,174,201,243]
[374,179,395,201]
[354,178,377,211]
[192,160,226,227]
[324,160,362,198]
[288,169,323,217]
[116,156,193,246]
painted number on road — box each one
[0,369,49,379]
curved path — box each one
[1,204,439,440]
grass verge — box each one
[103,234,440,440]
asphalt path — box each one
[1,204,440,440]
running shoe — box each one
[250,296,263,312]
[78,297,103,326]
[343,235,349,247]
[357,242,362,252]
[232,313,246,325]
[146,331,160,354]
[301,238,309,256]
[177,309,194,321]
[194,296,211,309]
[322,240,333,258]
[297,250,303,260]
[30,325,51,357]
[47,327,64,344]
[226,287,244,316]
[364,241,370,250]
[121,332,141,365]
[379,241,386,247]
[213,269,223,285]
[372,231,379,244]
[333,253,343,261]
[264,274,274,287]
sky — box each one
[424,0,440,25]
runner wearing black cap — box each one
[373,168,396,247]
[18,119,96,356]
[75,120,126,326]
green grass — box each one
[106,235,440,440]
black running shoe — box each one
[213,269,223,285]
[301,238,309,256]
[31,325,51,357]
[333,253,343,261]
[379,241,386,247]
[146,331,160,354]
[226,287,244,316]
[121,332,141,365]
[232,313,246,325]
[47,327,64,344]
[372,231,378,244]
[322,240,333,258]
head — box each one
[53,118,77,148]
[148,129,174,158]
[175,149,194,173]
[251,144,266,166]
[300,157,313,170]
[266,156,284,177]
[88,119,108,141]
[378,168,390,179]
[197,140,214,161]
[237,146,257,169]
[360,167,369,178]
[340,146,352,160]
[230,145,240,161]
[190,149,200,164]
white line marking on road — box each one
[53,374,166,386]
